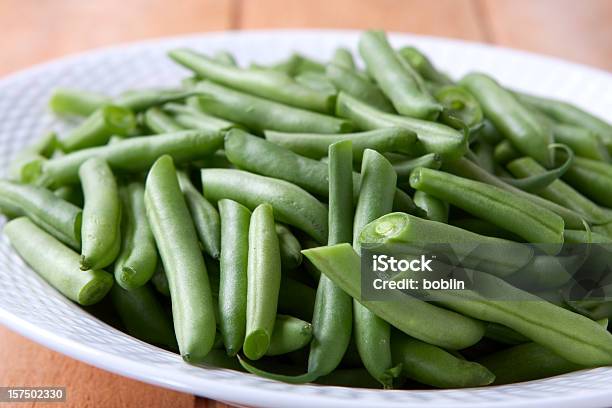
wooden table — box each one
[0,1,610,407]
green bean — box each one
[294,72,336,94]
[410,167,565,246]
[493,139,520,165]
[434,85,483,129]
[144,155,216,362]
[477,119,504,145]
[360,212,532,277]
[170,49,335,113]
[336,92,467,159]
[553,124,610,161]
[564,229,612,244]
[413,191,449,223]
[9,131,57,182]
[79,158,121,270]
[218,199,250,356]
[243,203,282,360]
[143,107,183,133]
[507,157,611,224]
[191,81,350,133]
[478,342,584,384]
[351,149,400,387]
[4,217,112,305]
[113,181,157,289]
[54,185,84,207]
[514,91,612,152]
[450,218,521,241]
[359,31,442,119]
[397,46,453,86]
[443,157,586,229]
[275,223,303,270]
[177,171,221,259]
[278,276,316,322]
[393,153,442,183]
[151,264,170,297]
[331,47,356,71]
[266,315,313,356]
[460,73,553,166]
[114,88,197,112]
[0,180,82,249]
[60,105,136,152]
[163,103,235,132]
[471,141,495,174]
[264,127,416,161]
[396,264,612,366]
[213,50,237,66]
[200,169,328,243]
[302,244,486,350]
[561,157,612,208]
[39,129,225,187]
[391,332,494,388]
[110,283,177,349]
[49,88,111,117]
[325,64,394,112]
[484,323,530,345]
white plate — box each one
[1,30,612,408]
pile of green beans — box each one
[3,30,612,390]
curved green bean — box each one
[243,203,282,360]
[79,158,121,270]
[4,217,112,305]
[114,181,157,289]
[144,155,216,362]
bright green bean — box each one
[409,167,565,246]
[110,283,177,349]
[4,217,112,305]
[325,64,394,112]
[79,158,121,270]
[359,31,442,119]
[397,46,453,86]
[49,88,111,117]
[40,129,225,187]
[114,88,197,112]
[60,105,136,152]
[391,332,494,388]
[163,103,235,133]
[192,81,351,133]
[114,181,157,290]
[144,155,216,362]
[243,203,282,360]
[0,180,82,249]
[264,127,417,161]
[266,315,313,356]
[143,107,183,133]
[200,169,328,243]
[9,131,57,182]
[177,171,221,259]
[331,47,356,71]
[336,92,467,159]
[170,49,334,113]
[218,199,251,356]
[413,191,449,223]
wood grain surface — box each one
[0,1,610,407]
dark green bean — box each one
[4,217,112,305]
[471,141,495,174]
[391,332,494,388]
[561,156,612,208]
[218,199,251,356]
[201,168,328,243]
[266,315,313,356]
[170,48,335,113]
[110,283,177,349]
[460,73,553,166]
[0,180,82,249]
[60,105,136,152]
[79,158,121,270]
[144,155,216,362]
[177,171,221,259]
[275,223,303,270]
[325,64,394,112]
[410,167,565,247]
[49,88,111,117]
[359,31,442,119]
[264,127,416,161]
[484,323,530,345]
[39,129,225,187]
[114,181,157,290]
[243,203,282,360]
[493,139,520,165]
[478,342,584,384]
[190,81,350,133]
[336,92,467,159]
[278,276,316,322]
[151,264,170,297]
[553,124,610,162]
